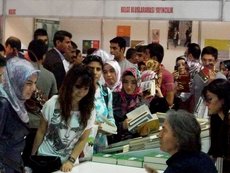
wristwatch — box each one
[68,156,76,164]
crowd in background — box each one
[0,28,229,173]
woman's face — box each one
[103,64,117,86]
[87,61,102,83]
[159,119,179,155]
[73,52,84,65]
[122,75,137,95]
[220,63,229,77]
[205,90,224,115]
[22,73,37,100]
[72,80,89,104]
[176,59,187,74]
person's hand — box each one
[144,164,158,173]
[172,71,179,80]
[155,86,163,98]
[61,161,74,172]
[123,118,130,129]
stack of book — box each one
[127,104,159,131]
[128,133,160,151]
[92,153,118,164]
[143,151,169,171]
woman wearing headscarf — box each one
[0,57,39,173]
[109,67,143,144]
[103,60,122,92]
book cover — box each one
[141,80,156,97]
[127,104,151,123]
[92,153,118,164]
[100,123,117,134]
[198,67,209,82]
[144,151,169,164]
[117,155,143,168]
[136,118,160,134]
[177,74,190,92]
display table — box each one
[54,161,163,173]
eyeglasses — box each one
[83,55,102,64]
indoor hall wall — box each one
[4,17,34,48]
[60,18,101,50]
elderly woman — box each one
[145,109,217,173]
[202,79,230,173]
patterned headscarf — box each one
[104,60,122,92]
[0,57,40,123]
[121,67,141,95]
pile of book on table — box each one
[92,149,169,171]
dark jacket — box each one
[43,48,66,90]
[0,97,29,173]
[165,151,217,173]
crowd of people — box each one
[0,28,229,173]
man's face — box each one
[56,36,72,54]
[110,43,124,61]
[37,35,49,45]
[4,44,13,57]
[201,54,216,70]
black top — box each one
[165,151,217,173]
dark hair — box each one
[28,40,48,62]
[86,48,97,56]
[71,41,78,49]
[220,60,230,71]
[136,45,147,53]
[166,109,201,152]
[176,56,186,63]
[201,46,218,60]
[0,55,6,67]
[126,48,137,60]
[147,43,164,63]
[82,55,103,68]
[138,61,146,70]
[110,36,126,51]
[33,28,48,40]
[202,79,230,116]
[59,64,95,127]
[0,43,5,52]
[5,36,21,51]
[76,49,81,56]
[187,43,201,60]
[53,30,72,47]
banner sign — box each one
[5,0,223,21]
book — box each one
[144,162,167,171]
[127,104,153,131]
[198,67,209,82]
[144,151,169,164]
[127,104,151,123]
[136,115,160,134]
[141,80,156,97]
[117,155,143,168]
[92,153,118,164]
[176,74,190,92]
[100,122,117,134]
[98,115,117,134]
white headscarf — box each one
[93,49,114,63]
[0,57,40,123]
[104,60,122,92]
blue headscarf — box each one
[0,57,40,123]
